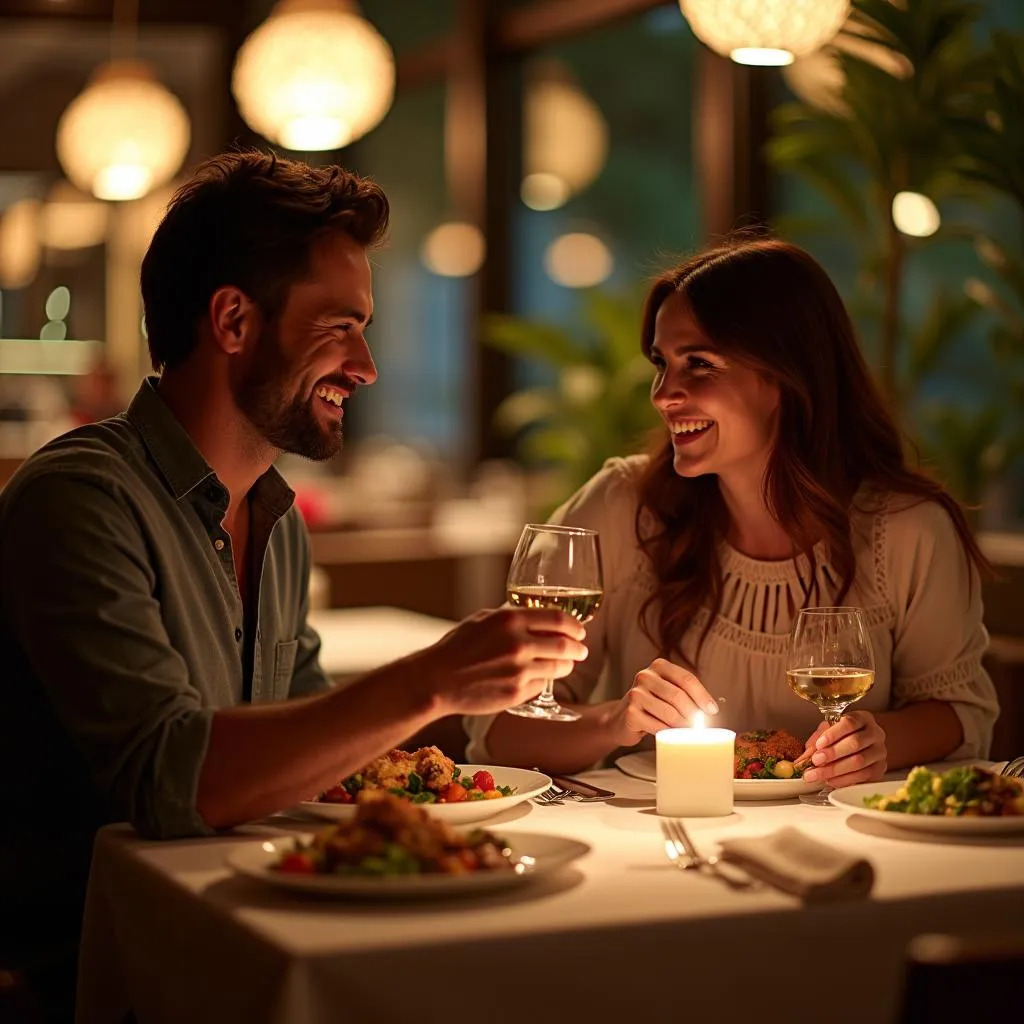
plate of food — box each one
[228,793,590,897]
[732,729,818,800]
[829,765,1024,835]
[298,746,551,825]
[615,729,818,801]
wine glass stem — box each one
[824,711,844,727]
[534,680,557,707]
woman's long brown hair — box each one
[635,237,988,667]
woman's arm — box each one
[873,699,963,768]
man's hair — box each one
[141,149,390,371]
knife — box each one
[550,774,616,800]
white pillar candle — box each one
[656,714,735,817]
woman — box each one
[467,238,998,787]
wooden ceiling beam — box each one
[0,1,231,24]
[496,0,666,54]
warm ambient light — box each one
[420,222,486,278]
[56,61,191,201]
[731,48,794,67]
[232,0,395,151]
[892,191,940,238]
[679,0,849,66]
[0,199,42,289]
[522,61,608,211]
[39,181,108,250]
[544,233,613,289]
[521,173,571,213]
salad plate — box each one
[829,779,1024,835]
[298,765,551,825]
[226,831,590,898]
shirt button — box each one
[234,628,243,641]
[214,539,225,552]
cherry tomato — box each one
[440,783,468,803]
[276,853,317,874]
[320,786,352,804]
[742,761,764,779]
[472,770,496,792]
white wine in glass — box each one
[505,524,603,723]
[786,607,875,807]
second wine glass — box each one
[505,524,603,722]
[786,606,876,807]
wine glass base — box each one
[505,702,581,722]
[799,788,836,807]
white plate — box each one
[226,832,590,898]
[298,765,552,825]
[615,751,817,801]
[732,777,819,800]
[828,780,1024,835]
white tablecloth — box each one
[77,769,1024,1024]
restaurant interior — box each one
[1,1,1023,1022]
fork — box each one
[534,783,573,805]
[659,818,755,891]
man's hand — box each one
[415,607,589,716]
[603,658,718,748]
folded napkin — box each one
[717,827,874,903]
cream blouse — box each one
[466,456,998,763]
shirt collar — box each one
[126,376,295,517]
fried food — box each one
[734,729,805,780]
[275,793,514,876]
[317,747,513,805]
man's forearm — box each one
[196,655,442,828]
[484,700,619,774]
[874,699,964,770]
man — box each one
[0,150,586,1016]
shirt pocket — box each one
[272,639,299,699]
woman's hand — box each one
[800,711,887,788]
[604,658,718,748]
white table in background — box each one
[307,606,455,680]
[77,769,1024,1024]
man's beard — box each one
[235,323,344,462]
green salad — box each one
[864,765,1024,817]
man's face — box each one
[234,232,377,461]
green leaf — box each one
[522,426,589,466]
[482,314,586,367]
[492,387,559,436]
[584,289,643,370]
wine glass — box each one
[786,606,876,807]
[505,524,603,722]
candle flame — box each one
[692,710,705,730]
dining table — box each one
[76,764,1024,1024]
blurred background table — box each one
[308,606,455,682]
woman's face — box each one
[649,291,780,487]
